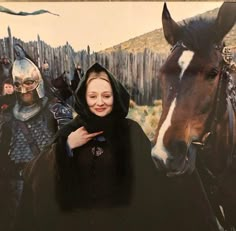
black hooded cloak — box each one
[16,63,168,231]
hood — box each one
[74,62,130,119]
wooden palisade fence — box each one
[0,27,235,105]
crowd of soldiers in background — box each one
[0,56,14,113]
[0,55,84,113]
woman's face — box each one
[3,83,14,95]
[86,76,113,117]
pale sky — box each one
[0,2,223,52]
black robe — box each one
[16,116,170,231]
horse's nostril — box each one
[170,140,188,155]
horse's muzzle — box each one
[152,145,197,177]
[166,156,191,177]
[167,145,197,177]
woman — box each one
[17,63,166,231]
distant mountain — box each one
[102,8,236,54]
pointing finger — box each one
[86,131,103,138]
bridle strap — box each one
[170,41,187,53]
[210,66,227,135]
[196,67,236,169]
[192,65,227,149]
[226,97,235,168]
[192,44,235,148]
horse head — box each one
[152,2,236,177]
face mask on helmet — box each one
[12,58,45,98]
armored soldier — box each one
[74,63,84,80]
[0,55,12,87]
[0,44,73,231]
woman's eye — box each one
[89,95,96,99]
[103,95,111,98]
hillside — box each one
[102,8,236,54]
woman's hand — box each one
[67,126,103,149]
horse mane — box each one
[179,17,219,53]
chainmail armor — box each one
[9,112,55,164]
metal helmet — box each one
[12,44,45,98]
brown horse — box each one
[152,2,236,231]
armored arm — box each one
[49,101,73,130]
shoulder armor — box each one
[49,102,73,129]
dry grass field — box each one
[127,100,162,142]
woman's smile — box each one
[95,107,106,112]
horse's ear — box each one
[162,2,181,45]
[215,2,236,42]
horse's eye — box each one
[207,68,219,80]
